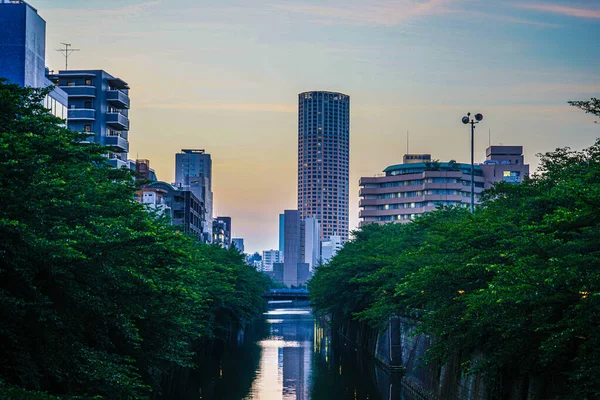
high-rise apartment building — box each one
[49,70,131,169]
[0,0,68,118]
[175,149,213,240]
[359,146,529,225]
[298,91,350,242]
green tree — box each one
[0,80,268,398]
[311,121,600,396]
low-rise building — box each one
[359,147,529,226]
[138,181,206,243]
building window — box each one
[67,82,74,86]
[84,125,92,132]
[84,101,92,109]
[85,79,93,86]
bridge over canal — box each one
[262,289,310,302]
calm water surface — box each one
[162,305,411,400]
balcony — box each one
[68,108,95,120]
[105,135,129,152]
[60,86,96,97]
[106,112,130,130]
[106,90,130,109]
[78,132,97,143]
[107,158,128,169]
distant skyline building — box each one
[298,91,350,242]
[321,235,343,264]
[359,146,530,225]
[49,69,132,169]
[246,252,262,271]
[282,210,301,287]
[0,0,68,119]
[213,216,232,248]
[262,249,283,272]
[301,217,320,271]
[175,149,213,240]
[135,159,157,182]
[279,213,285,257]
[232,238,244,253]
[277,210,314,287]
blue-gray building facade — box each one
[298,91,350,242]
[145,181,205,243]
[175,149,213,241]
[278,213,285,257]
[48,70,131,168]
[0,0,68,118]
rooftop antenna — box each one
[406,130,409,154]
[489,129,491,147]
[56,43,80,70]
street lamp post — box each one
[461,112,484,214]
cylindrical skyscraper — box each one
[298,91,350,242]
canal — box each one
[161,304,419,400]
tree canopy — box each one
[0,80,269,399]
[310,101,600,398]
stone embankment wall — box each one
[336,317,488,400]
[337,316,557,400]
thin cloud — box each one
[512,83,600,94]
[43,1,160,19]
[516,3,600,19]
[139,103,296,113]
[462,10,559,27]
[273,0,457,26]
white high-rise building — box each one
[262,249,283,272]
[321,235,343,264]
[302,217,320,271]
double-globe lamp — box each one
[462,112,484,214]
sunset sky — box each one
[35,0,600,253]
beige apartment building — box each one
[359,146,529,226]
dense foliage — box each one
[310,103,600,397]
[0,81,269,399]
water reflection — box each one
[161,305,411,400]
[247,307,313,399]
